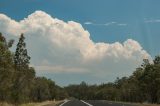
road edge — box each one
[80,100,93,106]
[59,100,70,106]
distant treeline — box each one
[0,33,68,105]
[65,56,160,104]
[1,33,160,105]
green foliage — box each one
[65,57,160,104]
[1,32,160,104]
[30,77,64,102]
[0,33,67,105]
[139,56,160,103]
[11,34,35,104]
[14,33,30,68]
[0,32,14,102]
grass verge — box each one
[108,101,160,106]
[0,101,62,106]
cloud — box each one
[35,65,89,73]
[84,22,93,25]
[145,19,160,23]
[117,23,127,26]
[84,21,127,27]
[84,21,103,26]
[0,11,151,83]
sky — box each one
[0,0,160,86]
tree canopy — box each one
[0,32,160,104]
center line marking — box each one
[80,100,93,106]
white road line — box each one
[80,100,93,106]
[59,100,70,106]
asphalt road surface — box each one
[59,100,90,106]
[59,100,135,106]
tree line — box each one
[65,57,160,104]
[1,32,160,105]
[0,33,68,105]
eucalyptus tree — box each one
[0,32,14,101]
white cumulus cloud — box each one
[0,11,152,83]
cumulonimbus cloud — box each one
[0,10,152,80]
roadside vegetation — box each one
[65,56,160,104]
[0,33,68,105]
[0,101,61,106]
[0,32,160,105]
[65,57,160,104]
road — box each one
[59,100,136,106]
[59,100,89,106]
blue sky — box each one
[0,0,160,86]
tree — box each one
[31,77,64,102]
[14,33,30,68]
[0,33,14,102]
[0,33,66,104]
[140,57,160,103]
[31,77,51,102]
[12,33,35,104]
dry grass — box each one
[107,101,160,106]
[0,102,12,106]
[135,103,160,106]
[0,101,62,106]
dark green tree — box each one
[0,33,14,102]
[14,33,30,68]
[0,33,66,104]
[12,33,35,105]
[140,57,160,103]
